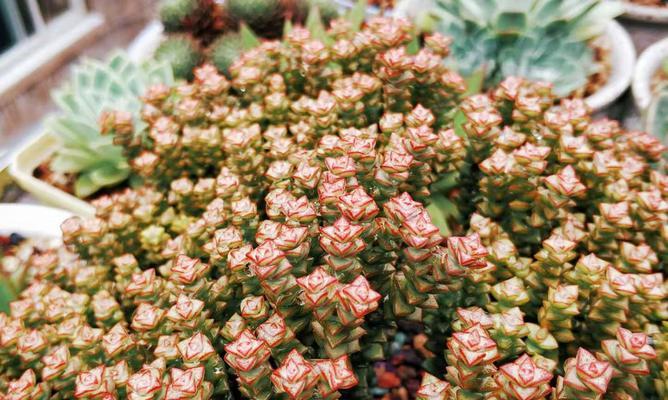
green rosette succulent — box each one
[395,0,623,96]
[46,51,174,197]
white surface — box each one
[0,204,71,238]
[633,36,668,112]
[127,20,164,63]
[585,20,636,111]
[623,1,668,23]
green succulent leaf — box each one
[453,110,467,137]
[283,19,294,37]
[74,173,98,198]
[88,163,129,187]
[495,12,526,35]
[426,194,457,236]
[347,0,368,32]
[646,83,668,151]
[50,149,97,174]
[496,37,592,96]
[239,23,261,50]
[211,33,244,75]
[47,116,100,144]
[0,278,16,313]
[306,4,333,45]
[406,35,421,55]
[464,66,486,95]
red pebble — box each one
[377,371,402,388]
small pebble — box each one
[407,378,421,394]
[377,371,401,388]
[9,233,25,246]
[396,387,409,400]
[389,341,402,354]
[401,349,422,366]
[397,365,417,380]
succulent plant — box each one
[46,52,174,198]
[159,0,200,31]
[646,82,668,151]
[222,0,341,40]
[209,32,247,77]
[158,0,339,77]
[2,13,667,400]
[225,0,284,32]
[158,0,228,43]
[307,0,341,24]
[154,35,203,80]
[395,0,623,96]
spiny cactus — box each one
[154,35,203,80]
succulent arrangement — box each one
[40,52,174,198]
[394,0,623,97]
[155,0,340,79]
[2,13,667,400]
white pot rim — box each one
[585,20,636,112]
[633,36,668,112]
[622,1,668,23]
[0,204,71,239]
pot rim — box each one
[632,36,668,112]
[0,203,71,239]
[584,20,636,112]
[622,1,668,23]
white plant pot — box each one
[0,203,71,239]
[622,1,668,23]
[585,20,636,112]
[633,36,668,112]
[9,132,96,217]
[8,21,164,218]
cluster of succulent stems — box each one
[1,16,667,400]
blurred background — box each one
[0,0,155,162]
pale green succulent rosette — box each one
[47,52,174,198]
[395,0,623,96]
